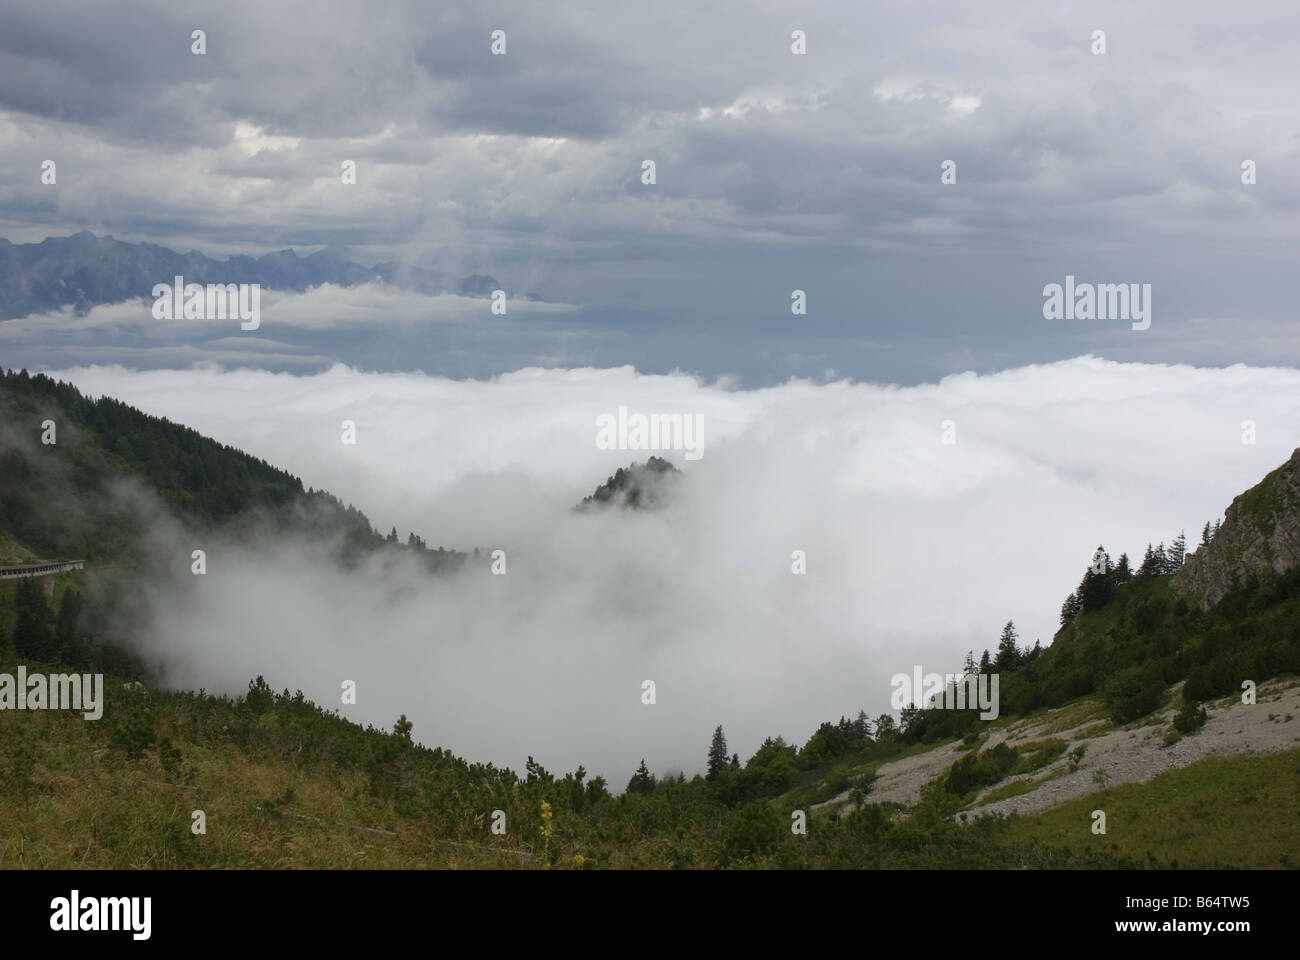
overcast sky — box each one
[2,0,1299,382]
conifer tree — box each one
[899,703,921,733]
[1169,531,1186,570]
[994,621,1020,672]
[707,725,729,780]
[1139,543,1156,576]
[1114,553,1131,583]
[626,759,655,794]
[1153,542,1169,574]
[1059,592,1080,627]
[853,710,872,739]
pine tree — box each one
[707,725,729,780]
[899,703,921,734]
[853,710,872,739]
[994,621,1020,672]
[387,526,398,543]
[1212,519,1221,539]
[1083,547,1116,610]
[13,578,55,661]
[1200,521,1213,549]
[963,650,976,677]
[1059,592,1080,627]
[1153,542,1169,575]
[730,753,740,769]
[1114,553,1131,583]
[978,649,992,674]
[626,759,655,794]
[1139,543,1156,576]
[1169,531,1186,571]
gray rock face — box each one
[1172,445,1300,610]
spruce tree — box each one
[626,759,655,794]
[1169,531,1186,570]
[13,578,55,661]
[1059,592,1080,627]
[1200,521,1213,549]
[1114,553,1131,583]
[707,725,729,780]
[853,710,872,739]
[1153,542,1169,574]
[899,703,920,734]
[994,621,1020,672]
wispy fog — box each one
[47,358,1300,783]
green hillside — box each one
[0,367,463,570]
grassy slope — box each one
[1000,749,1300,869]
[4,631,1295,869]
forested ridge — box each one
[0,366,463,567]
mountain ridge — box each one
[0,233,503,320]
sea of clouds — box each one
[44,357,1300,783]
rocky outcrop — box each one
[576,457,681,511]
[1172,446,1300,610]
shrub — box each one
[1067,745,1087,772]
[720,801,785,862]
[1173,700,1208,734]
[944,742,1017,796]
[109,703,156,758]
[1110,682,1164,724]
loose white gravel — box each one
[811,677,1300,821]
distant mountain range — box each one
[0,233,502,320]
